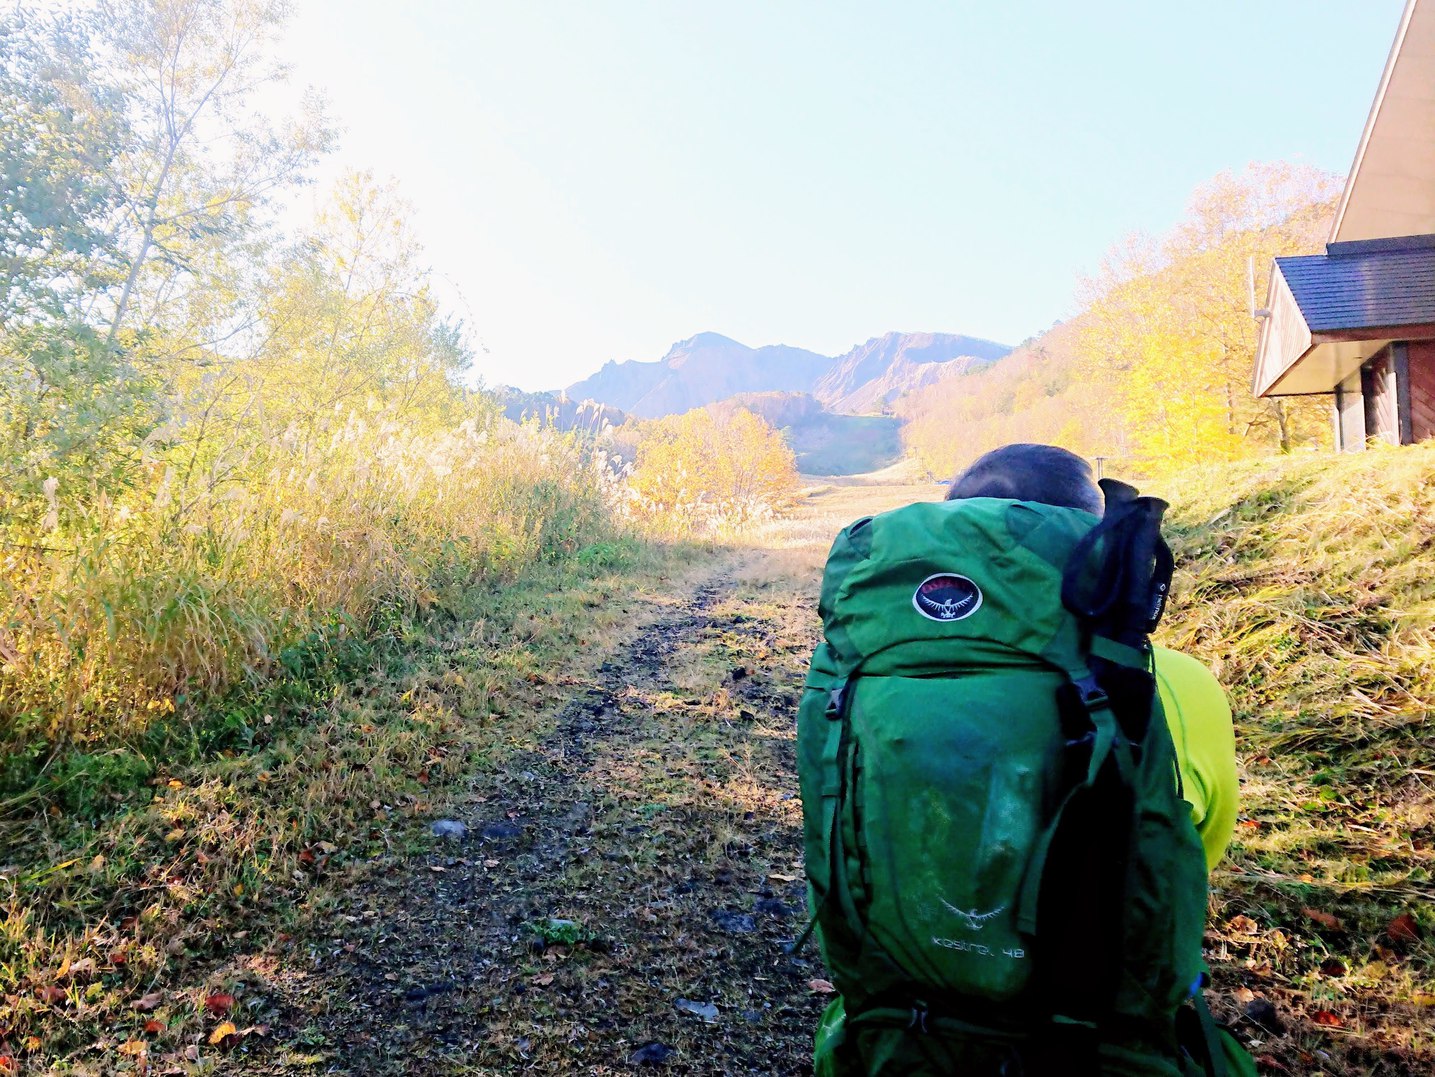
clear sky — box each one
[274,1,1405,391]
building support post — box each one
[1393,342,1413,445]
[1335,372,1366,451]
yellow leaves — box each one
[629,407,798,532]
[208,1021,238,1045]
[1060,162,1343,468]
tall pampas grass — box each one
[0,410,615,750]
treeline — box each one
[900,163,1340,479]
[0,2,612,757]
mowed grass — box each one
[0,535,709,1072]
[1157,443,1435,1072]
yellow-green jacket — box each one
[1154,646,1238,869]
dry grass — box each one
[1,415,614,759]
[0,533,707,1072]
[1156,442,1435,1073]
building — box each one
[1253,0,1435,449]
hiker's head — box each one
[945,444,1103,516]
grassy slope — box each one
[1158,444,1435,1072]
[790,415,903,477]
[1,539,710,1071]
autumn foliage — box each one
[900,163,1340,479]
[626,407,800,532]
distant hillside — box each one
[814,331,1011,413]
[707,391,903,476]
[895,317,1121,479]
[566,333,832,419]
[492,387,627,434]
[565,330,1011,420]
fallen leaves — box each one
[807,978,836,994]
[1226,914,1260,936]
[208,1021,238,1046]
[1386,912,1421,947]
[203,993,235,1017]
[1301,907,1344,932]
[133,991,164,1011]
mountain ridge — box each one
[563,330,1013,419]
[814,331,1013,413]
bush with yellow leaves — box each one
[626,407,799,534]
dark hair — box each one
[945,443,1103,515]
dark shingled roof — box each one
[1277,233,1435,333]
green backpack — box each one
[796,484,1249,1076]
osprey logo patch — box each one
[913,573,983,622]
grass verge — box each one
[0,535,708,1073]
[1159,443,1435,1073]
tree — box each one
[628,407,799,528]
[0,6,148,520]
[896,316,1125,480]
[96,0,330,356]
[0,0,329,527]
[1076,162,1339,466]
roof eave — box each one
[1330,0,1420,243]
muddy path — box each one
[251,553,838,1075]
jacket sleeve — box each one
[1152,646,1240,870]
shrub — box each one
[625,407,799,534]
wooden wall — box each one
[1407,340,1435,443]
[1362,347,1400,445]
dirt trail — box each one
[233,480,934,1076]
[249,564,813,1074]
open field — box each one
[5,451,1433,1074]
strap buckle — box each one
[1073,675,1109,712]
